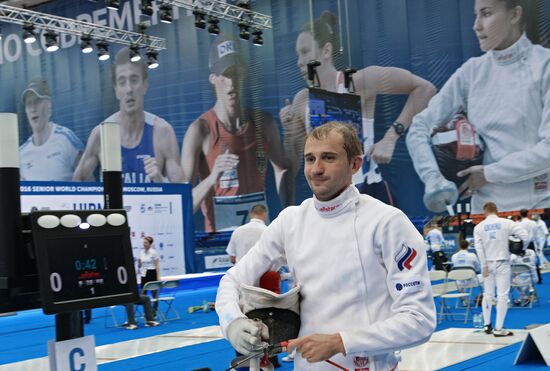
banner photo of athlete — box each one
[1,0,550,230]
[19,182,194,274]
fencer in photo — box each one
[406,0,550,214]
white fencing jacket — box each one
[518,218,538,247]
[406,34,550,213]
[510,250,537,286]
[216,185,436,371]
[451,250,481,273]
[225,218,267,262]
[534,219,549,242]
[473,214,528,265]
[426,228,445,251]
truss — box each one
[0,3,166,50]
[168,0,272,30]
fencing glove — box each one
[423,174,458,213]
[226,317,269,355]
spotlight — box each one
[44,30,59,52]
[130,45,141,62]
[22,23,36,44]
[97,40,110,61]
[237,1,250,11]
[146,50,159,69]
[239,22,250,40]
[207,17,220,35]
[252,29,263,46]
[80,34,93,54]
[159,3,173,24]
[140,0,153,17]
[193,10,206,29]
[105,0,120,10]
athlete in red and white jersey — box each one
[181,36,287,232]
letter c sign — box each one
[69,347,85,371]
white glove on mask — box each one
[423,175,458,213]
[226,318,269,355]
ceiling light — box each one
[105,0,120,10]
[146,50,159,69]
[22,23,36,44]
[207,17,220,35]
[130,45,141,62]
[80,34,93,54]
[140,0,153,17]
[252,29,263,46]
[97,40,110,61]
[44,30,59,52]
[159,3,173,24]
[193,10,206,29]
[239,22,250,40]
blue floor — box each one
[0,273,548,370]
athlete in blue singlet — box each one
[73,48,183,183]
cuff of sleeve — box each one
[484,163,503,183]
[339,331,354,355]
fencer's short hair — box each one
[520,208,529,218]
[306,121,362,163]
[112,47,148,85]
[483,202,498,214]
[144,236,154,244]
[459,240,469,250]
[250,204,267,215]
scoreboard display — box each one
[30,210,138,314]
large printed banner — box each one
[2,0,550,230]
[19,182,194,275]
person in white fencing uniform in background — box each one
[226,204,268,264]
[451,239,482,288]
[510,248,537,306]
[518,209,537,250]
[216,122,435,371]
[452,240,481,273]
[474,202,527,337]
[531,213,549,266]
[426,224,445,253]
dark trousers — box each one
[125,294,156,324]
[142,269,159,310]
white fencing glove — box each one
[423,174,458,213]
[226,318,269,355]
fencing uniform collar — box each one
[313,184,358,218]
[490,33,530,66]
[249,218,265,225]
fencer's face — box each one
[210,65,243,115]
[25,94,51,133]
[304,131,361,201]
[296,31,323,82]
[114,62,148,115]
[143,238,151,250]
[473,0,522,51]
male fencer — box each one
[474,202,527,336]
[216,121,436,370]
